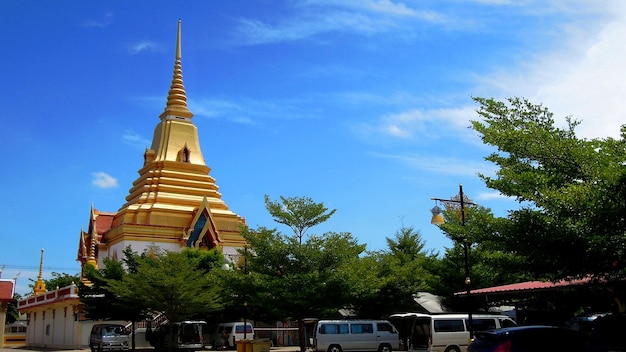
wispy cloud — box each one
[123,130,151,148]
[476,191,510,201]
[83,13,114,28]
[189,97,315,123]
[189,98,244,118]
[127,41,161,55]
[353,105,479,143]
[232,2,450,45]
[92,172,118,189]
[320,0,446,22]
[374,152,495,177]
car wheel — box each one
[444,346,460,352]
[378,344,392,352]
[328,344,342,352]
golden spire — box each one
[159,19,193,120]
[79,226,87,257]
[87,205,98,269]
[33,248,46,295]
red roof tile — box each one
[77,210,116,263]
[95,211,114,234]
[0,280,16,301]
[456,277,592,295]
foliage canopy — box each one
[470,97,626,283]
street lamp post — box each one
[222,251,249,340]
[430,184,476,340]
[243,246,248,340]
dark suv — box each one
[468,325,587,352]
[586,314,626,352]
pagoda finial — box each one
[160,19,193,120]
[33,248,46,295]
[176,18,182,61]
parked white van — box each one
[313,320,400,352]
[214,321,254,349]
[389,313,517,352]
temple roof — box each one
[0,279,15,302]
[77,208,115,263]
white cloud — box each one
[476,191,509,201]
[190,97,313,122]
[375,152,494,177]
[92,172,118,189]
[364,0,421,16]
[475,1,626,140]
[385,124,412,138]
[123,130,150,148]
[355,105,479,143]
[83,13,114,28]
[233,2,450,45]
[304,0,446,20]
[189,98,243,118]
[127,41,161,55]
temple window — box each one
[178,145,191,163]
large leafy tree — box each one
[108,247,224,324]
[470,96,626,309]
[6,293,22,324]
[434,205,530,292]
[79,251,149,352]
[354,227,439,317]
[429,203,530,311]
[80,246,224,351]
[231,196,364,352]
[79,257,139,321]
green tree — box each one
[264,195,336,244]
[435,205,529,292]
[470,96,626,310]
[79,250,150,352]
[233,196,363,352]
[80,246,224,351]
[354,227,439,317]
[108,247,223,328]
[79,257,135,321]
[429,189,533,312]
[6,293,22,324]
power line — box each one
[1,264,78,272]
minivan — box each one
[89,323,130,352]
[389,313,517,352]
[214,321,255,349]
[147,320,206,351]
[312,319,400,352]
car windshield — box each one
[103,326,125,336]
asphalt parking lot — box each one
[0,347,302,352]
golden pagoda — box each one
[77,20,247,273]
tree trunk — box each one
[131,321,136,352]
[299,319,306,352]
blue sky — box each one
[1,1,625,296]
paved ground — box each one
[0,347,302,352]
